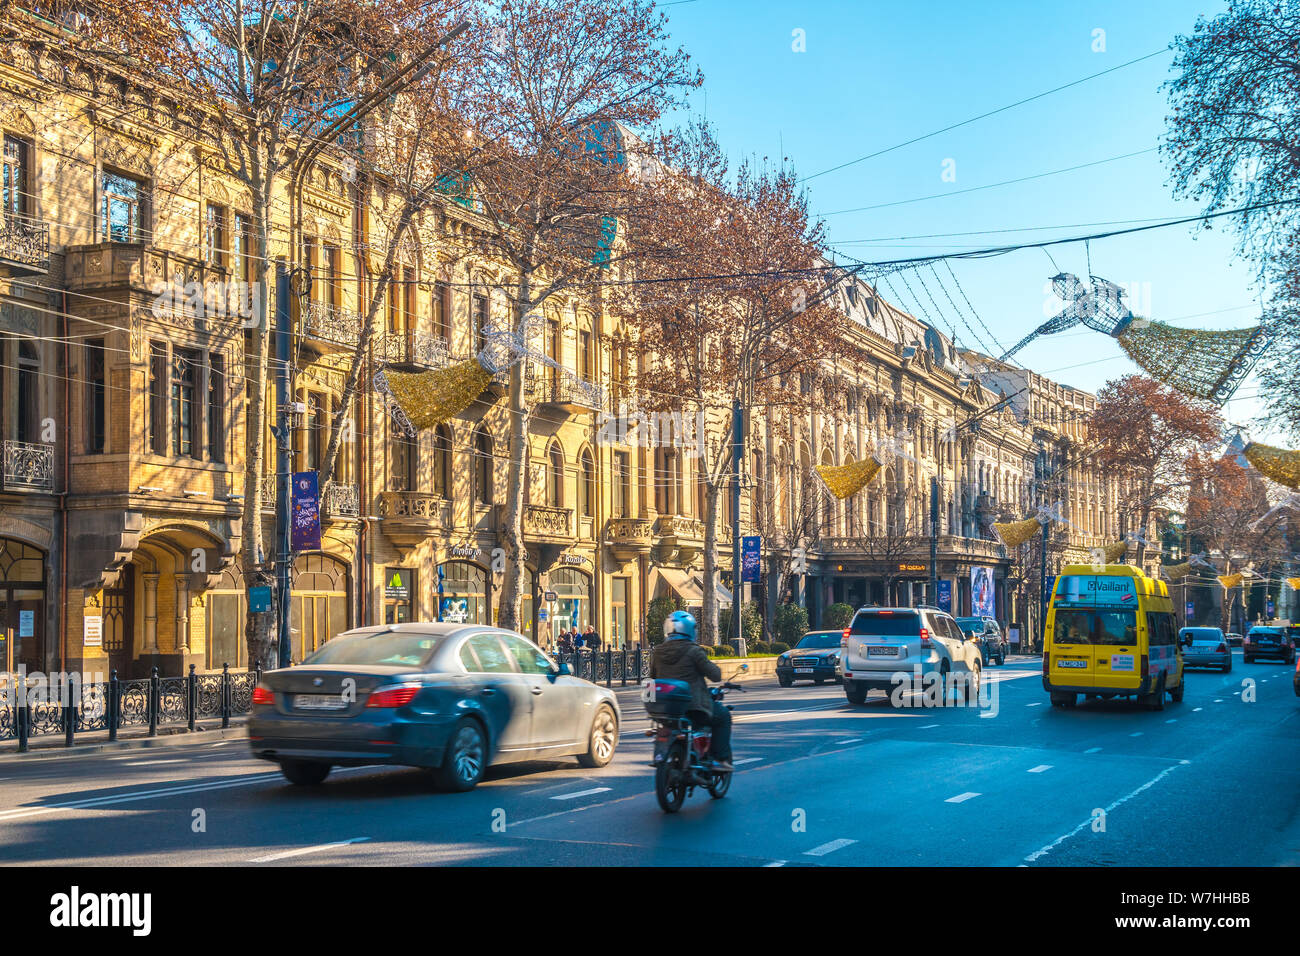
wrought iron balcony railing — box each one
[0,217,50,272]
[322,481,360,519]
[301,301,363,350]
[1,440,55,492]
[378,329,454,369]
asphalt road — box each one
[2,652,1297,867]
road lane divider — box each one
[945,792,981,803]
[551,787,611,801]
[249,837,370,864]
[804,838,856,857]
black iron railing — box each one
[553,647,650,687]
[1,664,260,752]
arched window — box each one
[391,432,417,492]
[547,440,564,507]
[473,427,493,504]
[579,447,596,517]
[433,425,451,498]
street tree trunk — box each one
[497,282,533,632]
[700,477,722,645]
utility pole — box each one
[274,262,294,669]
[929,475,939,606]
[731,398,745,654]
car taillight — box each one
[1140,654,1149,678]
[1242,634,1250,644]
[919,627,931,649]
[840,628,850,648]
[366,684,420,708]
[1217,643,1227,653]
[1043,653,1050,674]
[252,686,274,706]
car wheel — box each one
[1223,659,1232,673]
[279,759,330,786]
[814,678,825,685]
[845,681,868,706]
[964,662,982,705]
[778,675,793,688]
[576,704,618,768]
[937,662,952,707]
[434,718,487,792]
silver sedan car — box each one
[249,623,621,791]
[1179,626,1232,672]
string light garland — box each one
[375,360,493,436]
[1098,541,1128,563]
[1217,573,1243,590]
[1115,319,1272,404]
[993,515,1044,548]
[1243,442,1300,490]
[1287,577,1300,591]
[814,455,883,499]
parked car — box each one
[1285,625,1300,651]
[954,616,1006,666]
[1225,632,1244,648]
[1179,626,1232,672]
[776,631,843,686]
[249,623,621,791]
[1243,626,1296,664]
[840,606,983,706]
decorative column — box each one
[175,576,190,653]
[143,572,160,654]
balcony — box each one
[653,514,705,565]
[1,440,55,492]
[377,329,454,370]
[301,301,363,351]
[526,372,603,416]
[0,217,49,273]
[605,516,654,560]
[322,481,360,520]
[379,491,452,548]
[497,503,573,543]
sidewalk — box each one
[0,717,250,762]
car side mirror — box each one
[554,660,571,677]
[740,663,749,672]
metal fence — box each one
[0,664,260,753]
[554,647,651,686]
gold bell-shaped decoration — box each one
[1242,441,1300,490]
[814,455,884,500]
[1100,541,1128,563]
[1287,576,1300,591]
[1162,562,1191,581]
[993,516,1043,548]
[1217,572,1243,591]
[1114,319,1272,404]
[374,360,494,437]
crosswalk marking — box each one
[945,792,981,803]
[1028,765,1052,773]
[804,838,857,857]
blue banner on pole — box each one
[937,580,952,613]
[741,536,761,584]
[291,471,322,552]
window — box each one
[233,213,252,285]
[391,432,417,492]
[578,328,593,381]
[85,339,105,453]
[612,577,629,647]
[433,282,450,342]
[204,203,227,266]
[579,448,596,517]
[16,341,38,443]
[463,633,514,673]
[3,135,31,219]
[613,451,630,517]
[473,428,492,504]
[302,235,317,288]
[547,441,564,507]
[101,170,146,242]
[501,633,552,675]
[472,293,488,353]
[546,315,561,385]
[208,351,225,462]
[433,425,451,497]
[1053,609,1137,645]
[171,348,199,457]
[322,244,341,307]
[303,394,326,472]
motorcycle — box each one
[644,665,747,814]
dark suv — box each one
[954,616,1006,666]
[1243,626,1296,664]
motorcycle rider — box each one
[649,610,733,771]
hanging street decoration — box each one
[1217,572,1243,590]
[814,455,884,499]
[1098,541,1128,563]
[992,515,1043,548]
[1242,441,1300,490]
[1287,577,1300,591]
[1163,562,1191,581]
[1000,273,1271,404]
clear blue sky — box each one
[659,0,1279,439]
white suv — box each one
[840,606,983,706]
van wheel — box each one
[1170,678,1184,703]
[1050,691,1076,708]
[1142,677,1165,711]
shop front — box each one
[437,560,489,624]
[0,537,46,673]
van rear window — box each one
[850,613,920,636]
[1053,609,1137,645]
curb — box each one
[0,720,249,763]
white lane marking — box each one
[1024,762,1185,863]
[835,738,864,745]
[920,724,940,729]
[122,759,187,766]
[1027,765,1052,773]
[1025,701,1043,707]
[804,838,857,857]
[0,766,378,822]
[249,837,369,864]
[551,787,611,801]
[1165,719,1177,724]
[946,792,981,803]
[1129,732,1144,737]
[1084,747,1102,754]
[1214,699,1224,703]
[1193,707,1203,712]
[764,860,787,867]
[733,757,763,766]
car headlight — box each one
[778,654,789,663]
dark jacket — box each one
[650,639,722,714]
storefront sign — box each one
[741,536,761,584]
[385,569,410,601]
[559,553,591,567]
[83,615,102,647]
[291,471,322,551]
[449,544,481,559]
[543,590,558,602]
[897,563,927,573]
[18,610,33,638]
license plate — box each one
[1058,659,1087,668]
[794,667,814,674]
[867,646,897,657]
[295,694,347,711]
